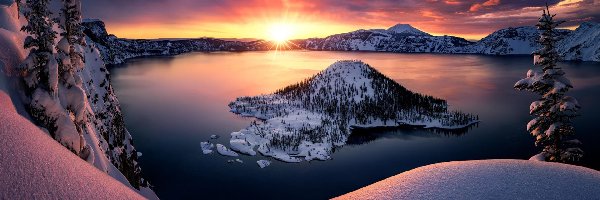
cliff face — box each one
[1,2,156,198]
[81,19,277,65]
[79,39,149,191]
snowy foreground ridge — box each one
[0,92,147,199]
[335,159,600,200]
[219,61,478,163]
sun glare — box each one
[268,23,293,43]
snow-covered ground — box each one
[1,2,156,198]
[335,159,600,200]
[222,61,478,163]
[0,91,145,199]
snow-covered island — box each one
[221,60,478,163]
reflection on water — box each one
[110,51,600,200]
[347,124,478,146]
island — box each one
[218,60,478,163]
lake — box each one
[110,51,600,199]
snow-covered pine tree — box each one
[18,0,87,156]
[19,0,57,94]
[55,0,91,159]
[57,0,86,81]
[514,5,583,163]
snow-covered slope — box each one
[465,26,571,55]
[221,61,478,163]
[558,22,600,62]
[298,24,473,53]
[387,24,431,36]
[1,2,156,198]
[296,24,600,62]
[336,159,600,200]
[0,91,146,199]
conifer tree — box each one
[18,0,86,155]
[515,5,583,162]
[57,0,86,84]
[19,0,57,95]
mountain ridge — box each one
[81,19,600,63]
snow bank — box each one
[0,91,144,199]
[335,159,600,200]
[1,3,156,198]
[222,61,478,164]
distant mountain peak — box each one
[387,24,430,36]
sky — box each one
[82,0,600,41]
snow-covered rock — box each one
[335,159,600,200]
[257,160,271,168]
[223,61,478,163]
[216,144,239,157]
[200,141,214,154]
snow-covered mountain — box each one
[387,24,431,36]
[297,26,473,53]
[214,61,478,163]
[558,22,600,62]
[82,20,275,65]
[466,23,600,61]
[465,26,571,55]
[83,20,600,64]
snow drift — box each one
[335,159,600,200]
[0,91,146,199]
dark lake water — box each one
[110,51,600,199]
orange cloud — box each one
[470,0,501,12]
[444,0,463,5]
[84,0,597,41]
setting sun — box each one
[2,1,600,200]
[268,23,294,43]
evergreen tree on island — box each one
[515,5,583,163]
